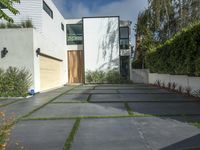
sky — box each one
[52,0,148,45]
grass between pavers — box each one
[0,99,24,108]
[124,102,133,115]
[0,86,80,140]
[23,113,196,121]
[52,102,88,104]
[21,114,152,121]
[191,122,200,129]
[86,94,92,102]
[21,86,79,119]
[64,118,81,150]
[181,115,200,129]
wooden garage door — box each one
[40,55,62,91]
[68,50,84,83]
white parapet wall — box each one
[149,73,200,94]
[131,69,200,94]
[0,28,35,90]
[131,69,149,84]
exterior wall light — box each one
[36,48,41,57]
[1,47,8,58]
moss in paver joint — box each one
[22,114,155,121]
[124,102,133,115]
[191,122,200,129]
[22,86,78,119]
[0,99,23,108]
[52,101,88,104]
[64,118,81,150]
[86,94,92,102]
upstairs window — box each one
[61,23,64,31]
[120,27,129,49]
[67,24,83,45]
[43,1,53,19]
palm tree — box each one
[0,0,20,22]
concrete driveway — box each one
[1,84,200,150]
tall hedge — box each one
[146,22,200,76]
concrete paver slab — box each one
[0,99,21,106]
[95,86,159,90]
[91,93,196,102]
[3,84,200,150]
[7,120,75,150]
[53,94,89,103]
[75,86,95,90]
[68,89,118,94]
[118,89,171,94]
[129,102,200,115]
[0,86,74,119]
[28,103,128,118]
[121,93,195,101]
[90,94,121,102]
[134,117,200,150]
[72,118,148,150]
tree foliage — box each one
[146,22,200,76]
[0,0,20,22]
[133,0,200,68]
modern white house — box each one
[0,0,132,92]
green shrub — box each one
[86,70,105,83]
[0,20,33,29]
[86,69,132,84]
[6,22,21,28]
[132,59,143,69]
[21,19,33,28]
[105,70,121,84]
[0,67,32,97]
[146,22,200,76]
[195,57,200,76]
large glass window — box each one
[43,1,53,19]
[120,27,129,49]
[67,24,83,45]
[120,27,129,38]
[120,39,129,49]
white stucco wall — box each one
[83,17,120,72]
[0,0,66,48]
[0,28,67,93]
[42,0,66,48]
[33,29,67,90]
[0,29,35,90]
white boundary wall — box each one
[131,69,200,93]
[149,73,200,93]
[131,69,149,84]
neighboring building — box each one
[0,0,132,92]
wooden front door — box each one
[68,50,84,83]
